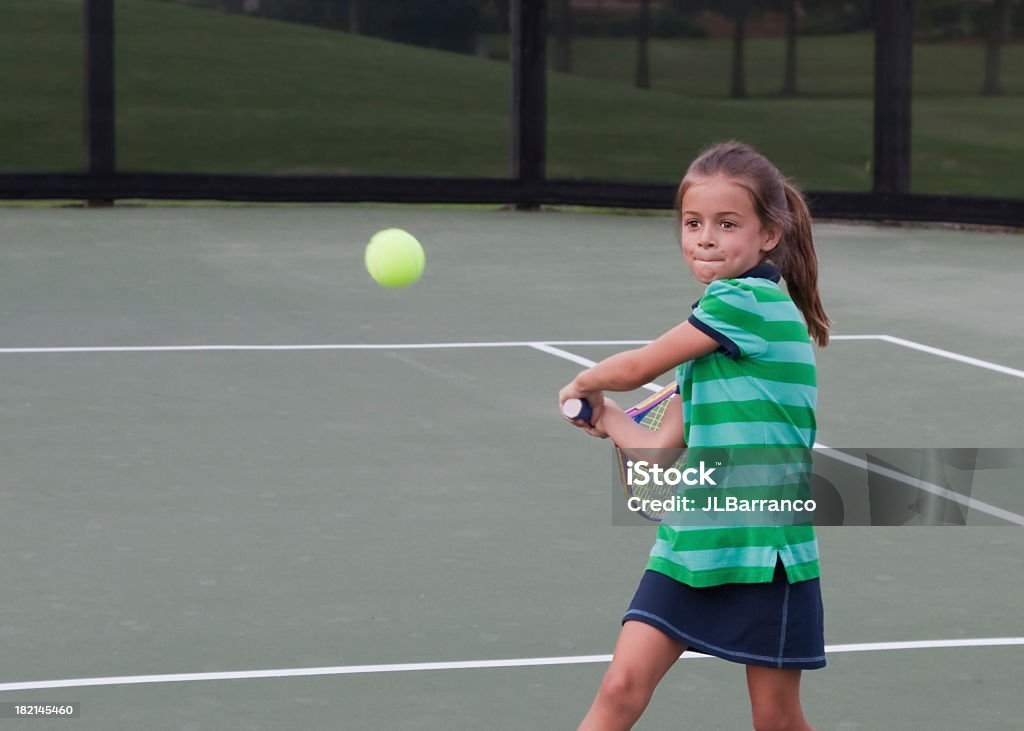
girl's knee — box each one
[596,667,651,718]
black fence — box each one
[2,0,1022,226]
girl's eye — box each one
[684,220,700,229]
[720,221,736,230]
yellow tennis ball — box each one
[365,229,425,288]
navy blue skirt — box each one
[622,559,826,670]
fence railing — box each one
[1,0,1021,227]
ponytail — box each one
[781,184,830,347]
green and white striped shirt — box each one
[646,263,821,587]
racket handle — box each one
[562,398,593,424]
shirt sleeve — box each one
[688,280,767,359]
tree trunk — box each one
[496,0,511,34]
[781,0,798,96]
[982,0,1008,96]
[321,0,343,29]
[730,9,747,99]
[347,0,360,34]
[554,0,571,73]
[635,0,651,89]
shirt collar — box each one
[736,262,781,282]
[690,262,782,310]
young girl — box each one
[559,141,829,731]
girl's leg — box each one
[745,665,815,731]
[578,620,687,731]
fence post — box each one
[873,0,913,194]
[509,0,546,207]
[83,0,116,205]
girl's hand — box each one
[580,396,623,439]
[559,377,605,429]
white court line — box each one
[879,335,1024,380]
[533,335,1023,381]
[528,343,603,370]
[0,341,652,355]
[3,334,1017,385]
[813,443,1024,527]
[529,344,664,393]
[0,342,561,354]
[0,335,887,355]
[0,638,1021,693]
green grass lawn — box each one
[1,0,1021,197]
[0,0,83,171]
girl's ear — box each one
[761,226,783,253]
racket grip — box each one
[562,398,593,424]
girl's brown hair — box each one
[675,141,831,347]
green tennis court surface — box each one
[0,206,1021,729]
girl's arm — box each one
[582,396,687,468]
[559,321,719,426]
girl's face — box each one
[679,175,781,284]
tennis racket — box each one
[563,383,684,521]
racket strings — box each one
[618,391,687,521]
